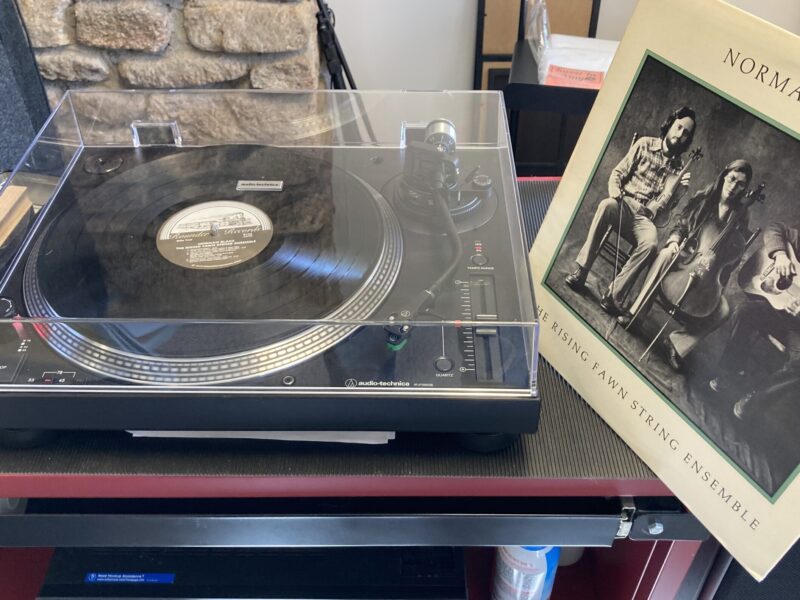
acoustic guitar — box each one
[738,241,800,312]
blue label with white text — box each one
[84,572,175,584]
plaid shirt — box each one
[608,136,682,205]
[764,222,800,259]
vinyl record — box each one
[23,145,403,383]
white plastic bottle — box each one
[491,545,560,600]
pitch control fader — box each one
[468,275,503,383]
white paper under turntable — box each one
[127,430,396,444]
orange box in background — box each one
[543,64,605,89]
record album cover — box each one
[529,0,800,579]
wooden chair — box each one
[591,133,639,302]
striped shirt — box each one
[608,136,682,205]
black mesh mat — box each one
[0,180,655,481]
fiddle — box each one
[649,147,703,228]
[659,183,765,319]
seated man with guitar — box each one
[710,222,800,419]
[565,106,697,314]
[616,160,755,370]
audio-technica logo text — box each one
[344,378,410,387]
[236,180,284,191]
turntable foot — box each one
[0,429,57,449]
[456,432,520,453]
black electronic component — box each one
[38,547,467,600]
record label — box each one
[156,201,273,270]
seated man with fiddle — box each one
[565,107,696,314]
[709,222,800,419]
[616,160,754,371]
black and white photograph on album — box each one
[545,55,800,497]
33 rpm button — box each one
[435,357,454,373]
[471,254,488,266]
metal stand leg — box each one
[639,274,697,362]
[609,201,625,299]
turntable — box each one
[0,90,539,447]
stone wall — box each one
[17,0,323,109]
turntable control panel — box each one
[0,315,529,391]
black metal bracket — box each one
[624,497,710,542]
[0,496,708,548]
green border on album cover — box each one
[541,50,800,504]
